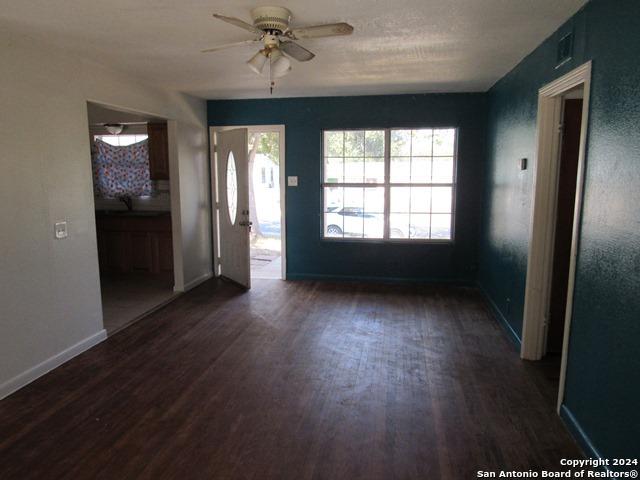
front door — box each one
[216,128,251,288]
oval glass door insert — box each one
[226,151,238,225]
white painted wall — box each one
[0,29,212,397]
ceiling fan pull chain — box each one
[269,57,275,95]
[269,49,279,95]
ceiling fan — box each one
[202,6,354,92]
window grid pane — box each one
[323,128,455,241]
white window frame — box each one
[321,127,458,243]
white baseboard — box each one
[177,271,213,293]
[0,329,107,401]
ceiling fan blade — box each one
[279,41,315,62]
[288,22,354,40]
[212,14,264,36]
[201,39,260,54]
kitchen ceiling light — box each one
[104,124,124,135]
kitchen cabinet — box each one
[147,123,169,180]
[96,213,173,274]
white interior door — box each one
[216,128,251,288]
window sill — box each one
[321,237,454,245]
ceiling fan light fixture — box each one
[206,7,354,92]
[247,49,268,74]
[269,48,291,78]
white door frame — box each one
[210,125,286,280]
[519,61,591,411]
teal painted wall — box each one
[479,0,640,460]
[208,93,486,283]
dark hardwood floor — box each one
[0,279,581,479]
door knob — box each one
[239,221,253,227]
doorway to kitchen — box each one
[87,101,180,335]
[211,125,286,284]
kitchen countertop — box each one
[96,210,171,218]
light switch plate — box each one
[287,176,298,187]
[520,158,528,170]
[54,221,68,239]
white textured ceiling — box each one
[0,0,587,99]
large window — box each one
[323,128,456,241]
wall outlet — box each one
[54,221,68,239]
[287,176,298,187]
